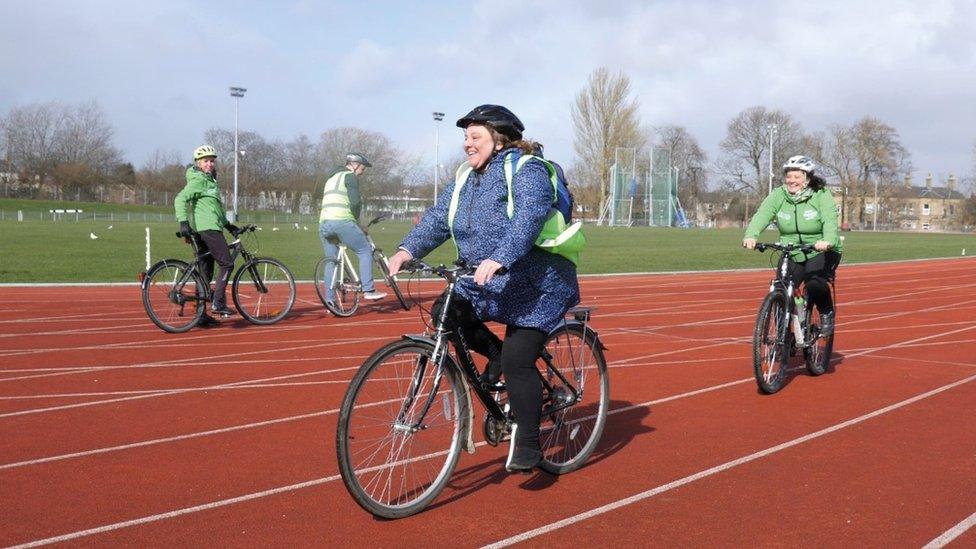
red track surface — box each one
[1,257,974,547]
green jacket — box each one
[745,185,843,261]
[174,165,230,232]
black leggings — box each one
[195,230,235,308]
[787,250,841,314]
[432,295,548,448]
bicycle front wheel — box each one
[538,323,609,475]
[804,302,834,376]
[232,258,296,325]
[753,291,790,394]
[142,259,206,333]
[375,250,409,310]
[337,339,467,519]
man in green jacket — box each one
[174,145,240,320]
[743,155,842,335]
[318,152,386,306]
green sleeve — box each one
[744,190,782,239]
[818,190,839,246]
[345,172,362,221]
[174,169,203,222]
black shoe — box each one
[198,314,220,327]
[505,425,542,474]
[820,311,835,337]
[211,306,236,317]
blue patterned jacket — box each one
[400,148,580,333]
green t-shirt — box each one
[745,185,842,260]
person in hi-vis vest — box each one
[318,152,387,304]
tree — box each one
[314,127,411,205]
[716,106,804,198]
[820,116,909,227]
[571,68,644,214]
[653,125,708,213]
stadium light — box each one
[433,112,445,206]
[230,86,247,221]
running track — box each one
[1,257,974,547]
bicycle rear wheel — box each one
[316,256,361,317]
[142,259,206,333]
[537,323,609,475]
[375,250,409,310]
[753,291,790,394]
[336,339,467,519]
[232,258,296,325]
[804,302,834,376]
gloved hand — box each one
[227,224,241,236]
[179,221,192,237]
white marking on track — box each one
[923,511,976,548]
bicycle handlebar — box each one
[754,242,817,254]
[399,259,507,279]
[175,224,257,239]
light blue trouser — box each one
[318,220,376,300]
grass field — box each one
[0,216,972,283]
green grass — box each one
[0,219,972,283]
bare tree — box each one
[653,125,708,211]
[820,116,909,227]
[571,67,644,212]
[716,106,804,198]
[314,127,410,203]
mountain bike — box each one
[141,225,296,333]
[313,214,409,316]
[751,242,836,394]
[336,260,609,519]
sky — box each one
[2,0,974,186]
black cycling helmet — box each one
[456,104,524,140]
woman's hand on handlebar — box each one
[474,258,504,286]
[742,238,757,250]
[387,249,413,276]
[814,240,832,252]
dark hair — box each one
[808,173,826,191]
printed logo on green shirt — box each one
[777,211,792,221]
[803,209,818,220]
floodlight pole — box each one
[230,86,247,221]
[433,112,444,206]
[767,124,778,195]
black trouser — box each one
[787,250,841,314]
[432,294,548,449]
[195,230,234,309]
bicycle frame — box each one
[173,231,261,304]
[392,263,590,447]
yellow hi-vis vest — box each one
[447,153,585,266]
[319,170,355,221]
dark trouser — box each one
[787,250,841,314]
[195,230,235,309]
[432,294,548,449]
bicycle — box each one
[751,242,836,394]
[313,214,409,316]
[335,260,609,519]
[141,225,296,333]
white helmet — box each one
[782,155,815,174]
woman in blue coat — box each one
[388,104,580,473]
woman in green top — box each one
[174,145,240,320]
[743,155,841,335]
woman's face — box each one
[196,157,216,174]
[784,169,809,194]
[463,124,500,170]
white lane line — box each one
[11,373,974,548]
[923,511,976,549]
[483,373,976,549]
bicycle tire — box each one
[753,291,790,394]
[142,259,207,333]
[315,256,361,316]
[232,257,295,325]
[313,256,330,308]
[537,323,609,475]
[375,250,410,311]
[336,339,467,519]
[804,302,834,376]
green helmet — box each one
[193,145,218,160]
